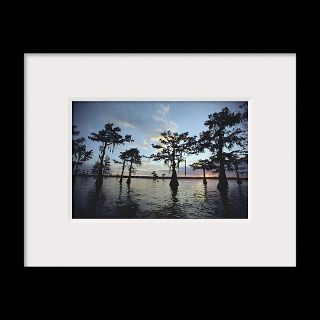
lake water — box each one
[72,177,248,219]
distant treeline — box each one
[76,174,248,180]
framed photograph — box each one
[72,100,248,219]
[8,46,312,288]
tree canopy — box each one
[198,106,247,189]
[151,130,197,170]
[88,123,133,152]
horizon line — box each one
[75,174,248,180]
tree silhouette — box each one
[72,125,79,137]
[150,130,197,190]
[91,155,111,176]
[124,148,142,185]
[240,103,248,129]
[227,150,248,185]
[88,123,132,188]
[113,155,127,185]
[199,107,246,190]
[151,171,158,180]
[226,103,248,184]
[72,125,84,170]
[190,159,213,185]
[72,126,93,179]
[73,145,93,177]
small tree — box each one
[125,148,142,185]
[161,173,166,180]
[72,125,84,170]
[190,159,213,185]
[91,156,111,176]
[152,171,158,180]
[72,126,93,177]
[199,107,246,190]
[150,130,197,189]
[113,149,134,185]
[88,123,132,188]
[73,144,93,177]
[227,150,247,185]
[113,158,126,184]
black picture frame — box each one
[6,38,313,290]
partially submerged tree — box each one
[150,130,197,189]
[113,155,127,185]
[72,126,93,178]
[91,156,111,176]
[113,149,140,185]
[72,125,84,170]
[199,107,246,190]
[125,148,142,185]
[152,171,158,180]
[88,123,132,188]
[190,159,213,185]
[73,145,93,177]
[226,103,248,185]
[227,150,248,185]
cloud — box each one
[116,120,135,129]
[152,104,170,121]
[87,124,94,133]
[99,102,177,144]
[150,136,161,142]
[152,104,177,134]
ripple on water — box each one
[72,177,248,219]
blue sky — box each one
[72,101,247,176]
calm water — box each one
[72,177,248,219]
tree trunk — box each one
[96,143,106,188]
[126,159,133,185]
[73,162,79,186]
[119,160,125,184]
[235,161,242,185]
[74,163,79,177]
[217,133,228,190]
[203,168,207,185]
[169,157,179,189]
[74,152,81,176]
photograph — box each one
[72,101,248,219]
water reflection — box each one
[152,187,185,218]
[204,185,208,200]
[72,177,248,219]
[219,188,231,218]
[193,183,208,203]
[77,186,107,218]
[168,187,183,218]
[118,184,123,199]
[114,185,139,218]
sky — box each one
[72,101,247,177]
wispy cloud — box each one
[152,104,170,121]
[116,120,135,129]
[87,124,94,133]
[99,102,177,143]
[152,104,177,134]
